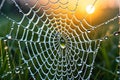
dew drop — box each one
[8,63,10,66]
[7,72,9,74]
[11,27,14,30]
[4,39,7,42]
[60,43,66,49]
[28,66,31,69]
[104,36,108,40]
[60,37,66,49]
[15,67,21,74]
[56,32,61,37]
[19,10,22,13]
[8,66,11,69]
[113,31,120,36]
[116,57,120,63]
[4,46,8,50]
[9,71,12,74]
[15,70,20,74]
[21,71,24,74]
[111,19,114,21]
[16,67,19,70]
[78,70,82,74]
[65,64,67,67]
[78,63,82,66]
[20,66,22,69]
[87,30,91,33]
[100,39,103,42]
[22,58,24,60]
[6,35,12,39]
[117,69,120,75]
[105,22,108,24]
[7,71,12,74]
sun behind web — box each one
[86,4,95,14]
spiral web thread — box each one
[0,0,118,80]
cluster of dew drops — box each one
[116,56,120,77]
[1,34,31,78]
[116,15,120,79]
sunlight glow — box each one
[86,4,95,14]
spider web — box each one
[0,0,118,80]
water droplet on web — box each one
[16,67,19,70]
[105,22,108,24]
[113,31,120,36]
[21,71,24,74]
[87,30,91,33]
[111,19,114,21]
[9,71,12,74]
[60,37,66,49]
[78,63,82,66]
[15,67,20,74]
[116,69,120,75]
[20,66,22,69]
[7,71,12,74]
[7,72,9,74]
[28,67,31,69]
[78,70,82,74]
[60,44,66,49]
[4,46,8,50]
[56,32,61,37]
[15,70,20,74]
[6,35,12,39]
[100,39,103,42]
[104,36,108,40]
[22,58,24,60]
[116,57,120,63]
[19,10,22,13]
[11,27,14,30]
[4,39,7,42]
